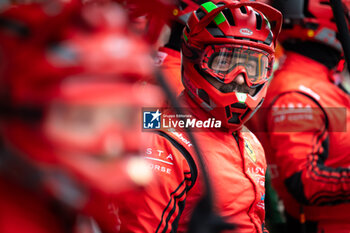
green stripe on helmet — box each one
[201,1,217,12]
[214,13,225,25]
[201,1,226,25]
[183,32,188,42]
[264,16,271,30]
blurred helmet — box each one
[181,0,282,130]
[0,1,164,208]
[272,0,350,52]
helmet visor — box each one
[202,45,271,86]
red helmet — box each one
[0,2,163,208]
[181,0,282,130]
[273,0,350,52]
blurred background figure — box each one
[0,1,164,232]
[253,0,350,232]
[112,0,206,96]
[152,0,208,95]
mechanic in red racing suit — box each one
[117,1,282,232]
[256,0,350,232]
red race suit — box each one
[260,52,350,233]
[118,93,268,233]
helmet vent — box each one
[207,21,217,28]
[198,89,210,105]
[225,106,242,124]
[222,8,235,26]
[231,103,247,109]
[195,8,206,20]
[255,12,262,30]
[264,31,273,45]
[207,27,225,37]
[225,106,231,118]
[228,112,241,124]
[236,37,260,43]
[240,6,247,14]
[206,22,225,37]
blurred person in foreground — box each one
[0,1,163,232]
[253,0,350,232]
[117,1,282,232]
